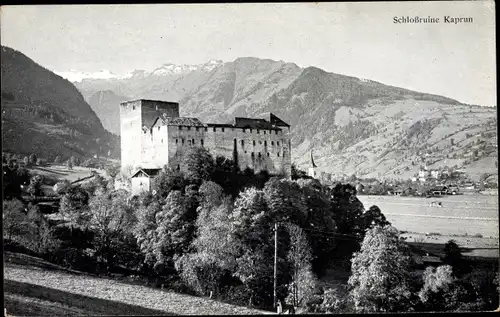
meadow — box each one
[358,193,499,258]
[4,252,270,316]
[358,194,499,237]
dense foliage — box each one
[2,147,498,312]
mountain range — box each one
[2,46,496,181]
[1,46,119,161]
[75,57,497,181]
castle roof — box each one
[131,168,161,178]
[153,116,205,127]
[233,117,280,130]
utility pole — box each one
[273,222,278,308]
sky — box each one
[1,2,496,106]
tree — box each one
[152,166,187,199]
[3,199,28,240]
[348,225,413,312]
[66,158,73,170]
[152,190,191,272]
[134,199,162,266]
[285,223,318,308]
[54,180,72,195]
[298,180,336,276]
[179,146,215,185]
[88,188,134,272]
[176,199,238,298]
[291,164,308,180]
[263,177,307,226]
[330,183,365,237]
[25,204,60,254]
[418,265,455,310]
[58,185,90,227]
[443,240,465,275]
[230,187,275,307]
[29,153,37,165]
[70,156,79,167]
[26,175,44,197]
[105,165,120,179]
[362,205,391,230]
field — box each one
[4,252,271,316]
[29,164,108,194]
[358,193,499,258]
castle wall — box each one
[205,125,292,177]
[120,100,143,168]
[120,99,291,178]
[165,125,207,168]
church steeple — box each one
[310,150,317,168]
[308,150,317,178]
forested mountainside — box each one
[73,57,497,180]
[1,46,119,161]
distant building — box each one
[430,170,441,179]
[130,168,161,195]
[418,170,430,178]
[308,150,317,178]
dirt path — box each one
[4,260,272,315]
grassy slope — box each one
[4,252,271,316]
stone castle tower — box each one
[120,99,292,178]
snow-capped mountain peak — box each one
[149,60,223,76]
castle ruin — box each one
[120,99,292,181]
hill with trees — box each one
[1,46,119,161]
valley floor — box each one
[4,252,271,316]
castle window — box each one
[267,152,270,156]
[205,127,208,132]
[179,126,183,131]
[253,140,256,146]
[213,127,216,132]
[243,128,246,133]
[258,152,261,158]
[259,141,262,144]
[251,152,254,158]
[201,139,204,146]
[196,127,199,131]
[133,106,136,110]
[192,139,195,144]
[271,141,274,146]
[222,128,225,132]
[277,141,280,146]
[264,131,266,135]
[250,129,253,133]
[277,152,280,157]
[257,129,260,134]
[241,140,244,146]
[158,126,160,131]
[187,127,191,131]
[275,130,278,135]
[182,139,185,144]
[264,141,267,146]
[176,139,178,144]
